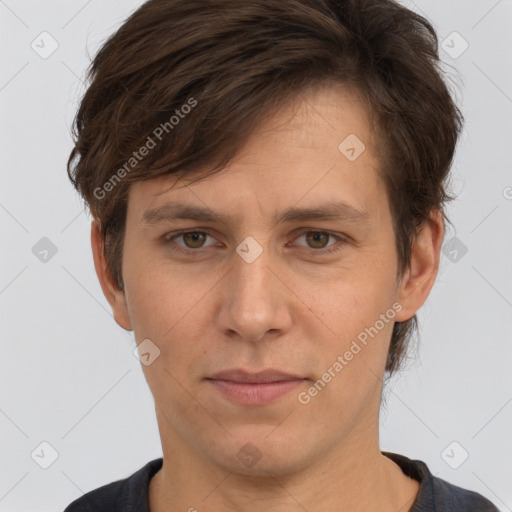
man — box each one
[64,0,499,510]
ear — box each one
[90,219,133,331]
[394,209,444,322]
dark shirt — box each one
[63,451,499,511]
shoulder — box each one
[427,474,500,511]
[63,478,125,512]
[382,451,500,511]
[63,458,163,512]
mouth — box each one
[206,368,308,406]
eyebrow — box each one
[141,200,371,227]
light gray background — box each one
[1,1,511,511]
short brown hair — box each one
[67,0,463,377]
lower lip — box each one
[207,379,306,406]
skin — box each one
[91,85,443,512]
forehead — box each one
[126,85,386,227]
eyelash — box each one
[163,229,348,256]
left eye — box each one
[293,231,339,250]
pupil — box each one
[185,232,204,247]
[307,232,327,248]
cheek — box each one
[298,256,398,376]
[302,279,396,416]
[124,250,189,329]
[124,260,215,367]
[307,258,395,326]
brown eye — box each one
[304,231,331,249]
[181,232,207,249]
[292,230,348,256]
[165,231,217,253]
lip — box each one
[208,368,304,383]
[206,368,307,406]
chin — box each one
[204,432,313,477]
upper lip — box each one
[207,368,306,383]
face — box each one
[93,85,442,476]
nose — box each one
[216,240,293,343]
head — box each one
[68,0,462,475]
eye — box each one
[163,229,348,256]
[291,230,347,255]
[165,230,217,253]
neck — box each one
[149,413,419,512]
